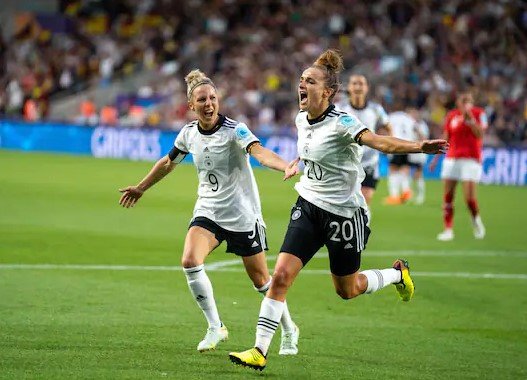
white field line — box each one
[1,251,527,280]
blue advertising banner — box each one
[2,120,527,186]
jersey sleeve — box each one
[336,114,369,145]
[169,128,189,163]
[234,123,260,152]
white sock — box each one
[401,172,411,193]
[255,278,295,332]
[360,268,402,294]
[183,265,221,328]
[388,172,400,197]
[255,297,284,356]
[416,177,425,199]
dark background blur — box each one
[1,0,526,145]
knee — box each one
[272,267,294,290]
[181,251,202,268]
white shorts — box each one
[408,153,427,166]
[440,158,482,182]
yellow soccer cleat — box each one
[393,259,415,302]
[229,347,267,371]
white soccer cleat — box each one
[279,323,299,355]
[437,229,454,241]
[197,324,228,352]
[473,215,486,239]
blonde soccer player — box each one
[119,69,300,354]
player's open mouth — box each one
[299,91,308,105]
[204,110,214,117]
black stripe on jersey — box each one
[222,116,238,129]
[328,110,346,117]
[355,128,370,146]
[246,140,260,153]
[307,104,336,125]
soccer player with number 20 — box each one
[229,50,448,371]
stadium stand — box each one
[0,0,526,145]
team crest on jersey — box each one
[235,125,250,139]
[292,209,301,220]
[203,155,214,170]
[340,115,357,128]
[303,145,310,155]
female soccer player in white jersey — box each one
[119,70,300,355]
[339,74,392,205]
[229,50,448,371]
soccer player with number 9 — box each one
[119,69,300,355]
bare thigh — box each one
[181,226,219,268]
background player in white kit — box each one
[118,70,300,354]
[384,109,417,205]
[229,50,448,371]
[407,108,430,205]
[338,74,392,206]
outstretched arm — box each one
[119,155,176,208]
[249,142,299,180]
[359,130,448,155]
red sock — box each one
[443,190,454,229]
[467,198,479,218]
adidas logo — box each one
[251,241,259,248]
[204,147,209,152]
[196,294,207,301]
[307,133,312,139]
[344,243,353,250]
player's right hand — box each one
[118,186,144,208]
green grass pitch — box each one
[1,150,526,379]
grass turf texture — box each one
[1,150,526,379]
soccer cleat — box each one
[229,347,267,371]
[383,196,402,205]
[437,229,454,241]
[393,259,415,302]
[279,323,299,355]
[197,324,228,352]
[473,216,486,239]
[400,189,413,203]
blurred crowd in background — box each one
[0,0,526,146]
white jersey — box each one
[294,105,369,218]
[173,115,264,232]
[337,101,389,175]
[408,119,430,165]
[388,111,415,140]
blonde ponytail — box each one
[185,69,216,99]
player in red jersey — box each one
[430,91,487,241]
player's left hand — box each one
[284,157,300,180]
[420,139,449,154]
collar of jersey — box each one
[307,104,335,125]
[349,100,368,111]
[197,114,226,135]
